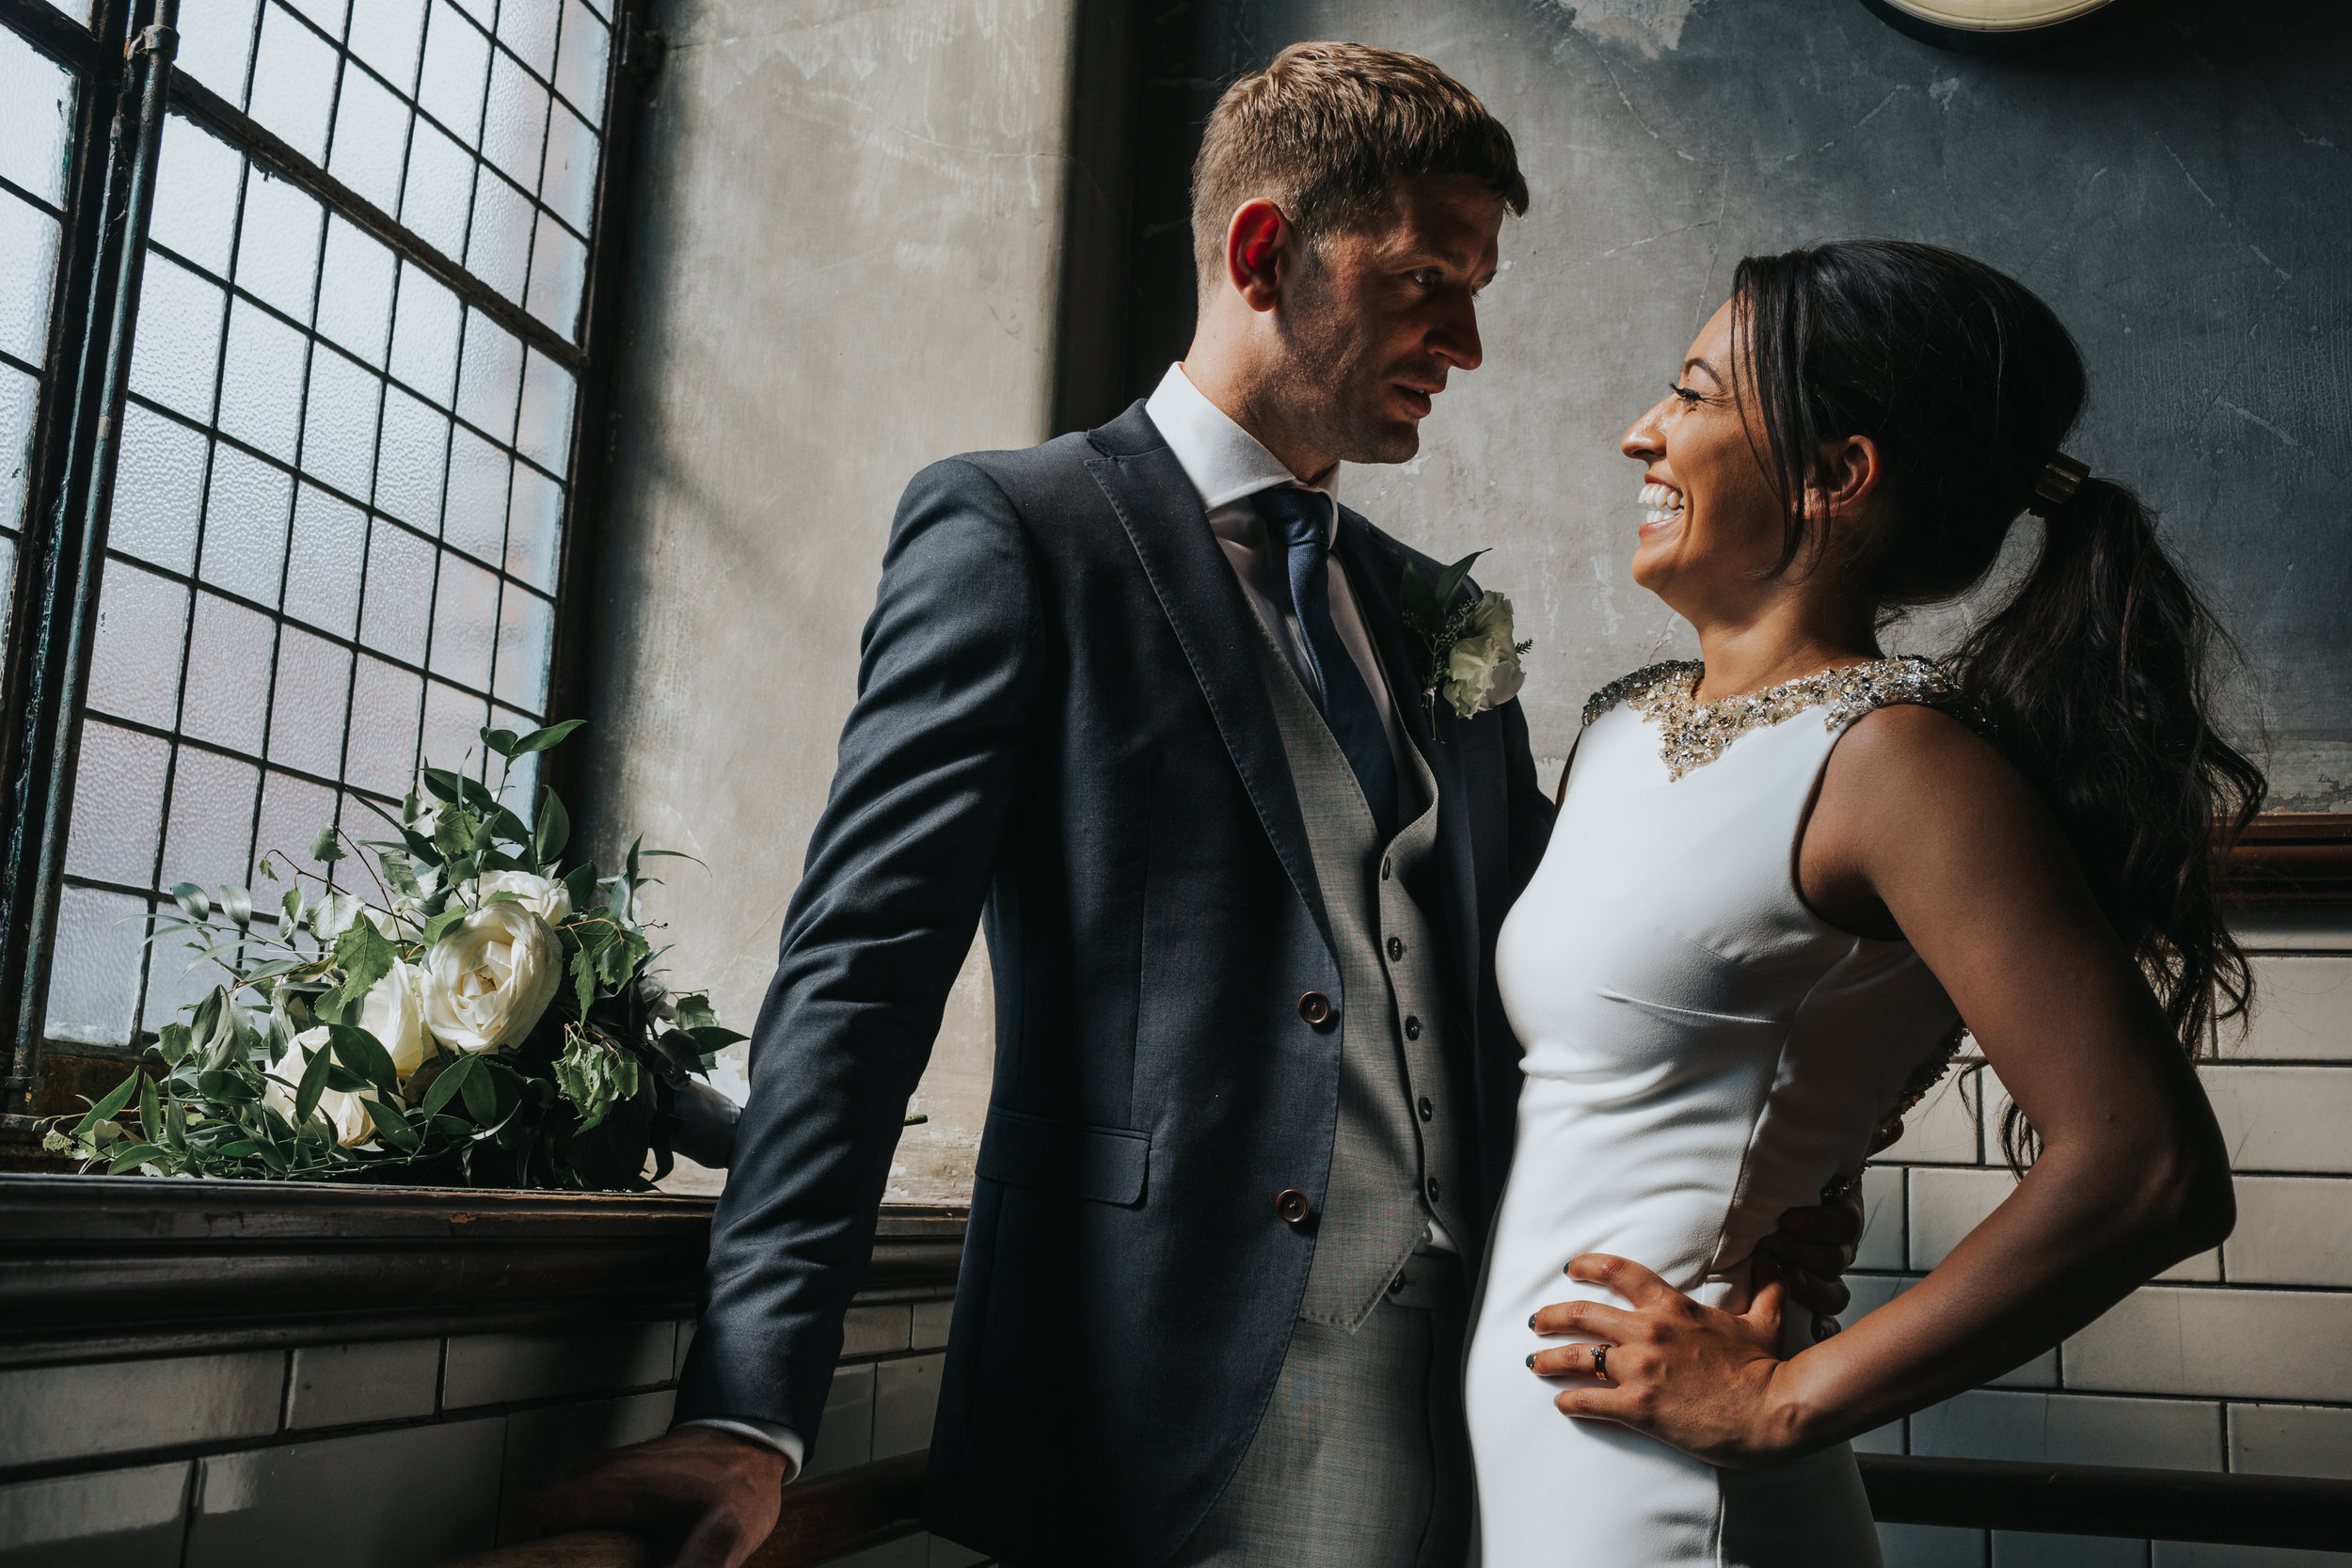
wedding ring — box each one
[1591,1343,1610,1381]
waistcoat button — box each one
[1404,1015,1422,1040]
[1417,1095,1434,1123]
[1276,1189,1312,1225]
[1425,1177,1442,1203]
[1296,991,1334,1026]
[1381,858,1393,880]
[1386,936,1404,961]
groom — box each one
[539,41,1862,1568]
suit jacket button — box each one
[1296,991,1334,1026]
[1387,937,1405,961]
[1417,1095,1434,1123]
[1404,1015,1422,1040]
[1381,857,1393,880]
[1276,1189,1312,1225]
[1425,1177,1442,1203]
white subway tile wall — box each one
[1859,930,2352,1568]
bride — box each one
[1464,240,2261,1564]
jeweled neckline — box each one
[1581,657,1970,781]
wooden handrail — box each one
[439,1451,930,1568]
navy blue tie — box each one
[1254,486,1401,840]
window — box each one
[0,0,650,1133]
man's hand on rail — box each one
[525,1425,787,1568]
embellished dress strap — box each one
[1581,655,1979,782]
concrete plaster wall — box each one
[579,0,1091,1198]
[1125,0,2352,801]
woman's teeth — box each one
[1640,483,1686,527]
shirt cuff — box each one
[675,1418,805,1482]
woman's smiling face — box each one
[1618,301,1796,619]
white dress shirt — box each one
[678,367,1449,1466]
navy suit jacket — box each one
[675,401,1555,1566]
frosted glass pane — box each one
[248,2,339,162]
[283,483,367,636]
[86,561,189,728]
[161,745,262,893]
[374,388,449,531]
[443,426,508,562]
[541,103,598,233]
[325,66,411,214]
[466,164,534,304]
[420,678,488,776]
[455,308,522,441]
[400,120,473,261]
[144,902,227,1032]
[0,192,61,366]
[482,51,548,190]
[500,0,563,78]
[444,0,496,40]
[3,361,45,538]
[553,1,609,121]
[216,298,309,461]
[428,549,496,689]
[253,769,339,884]
[181,591,276,751]
[524,210,586,339]
[515,347,574,471]
[108,404,207,574]
[493,586,552,713]
[174,0,265,106]
[236,172,326,323]
[348,0,429,96]
[267,626,353,777]
[280,0,347,38]
[419,0,492,146]
[148,119,244,279]
[504,462,561,590]
[358,521,434,662]
[346,655,423,796]
[128,255,227,424]
[65,721,171,887]
[0,27,75,206]
[198,443,294,605]
[44,885,148,1047]
[388,262,462,405]
[316,217,395,367]
[298,348,383,499]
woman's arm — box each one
[1528,703,2235,1465]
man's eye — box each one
[1412,269,1441,287]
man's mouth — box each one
[1394,383,1437,420]
[1640,481,1686,532]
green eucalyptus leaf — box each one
[560,863,597,920]
[137,1071,162,1144]
[215,1138,261,1159]
[486,806,532,847]
[169,882,212,923]
[360,1095,421,1152]
[514,719,585,755]
[421,768,465,805]
[106,1143,167,1175]
[421,1053,477,1117]
[326,1022,402,1100]
[481,725,521,758]
[216,883,254,929]
[686,1024,749,1053]
[294,1041,332,1126]
[457,1055,498,1122]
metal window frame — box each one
[0,0,660,1137]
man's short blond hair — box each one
[1191,41,1530,280]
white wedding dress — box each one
[1466,659,1971,1567]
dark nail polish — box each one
[1527,1312,1537,1329]
[1525,1353,1535,1368]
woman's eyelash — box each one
[1669,382,1704,404]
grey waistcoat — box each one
[1240,613,1469,1333]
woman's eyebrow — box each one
[1682,356,1724,386]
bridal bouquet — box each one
[44,722,746,1190]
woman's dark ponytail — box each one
[1955,477,2265,1164]
[1734,241,2267,1167]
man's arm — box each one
[530,458,1041,1566]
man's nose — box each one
[1432,296,1484,372]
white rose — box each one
[262,1028,378,1148]
[467,869,573,927]
[1442,593,1528,720]
[421,901,562,1053]
[358,961,432,1078]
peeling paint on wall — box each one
[1555,0,1703,57]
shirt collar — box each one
[1145,363,1338,538]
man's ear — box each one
[1223,198,1289,314]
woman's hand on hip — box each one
[1528,1252,1810,1468]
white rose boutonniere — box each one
[422,901,563,1053]
[1402,550,1534,725]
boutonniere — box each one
[1400,549,1534,726]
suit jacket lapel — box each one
[1333,513,1483,1016]
[1088,421,1336,960]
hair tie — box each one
[2028,452,2090,518]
